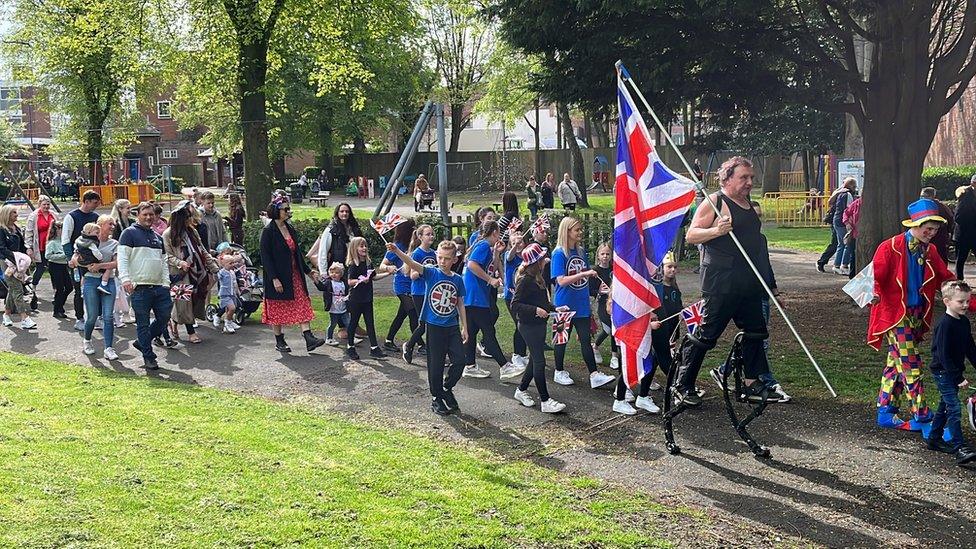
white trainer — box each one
[541,399,566,413]
[20,317,36,329]
[2,315,13,327]
[624,388,635,402]
[553,370,575,386]
[513,388,536,407]
[462,365,491,378]
[592,345,603,364]
[83,340,95,355]
[212,315,222,329]
[499,362,526,380]
[74,319,85,331]
[223,323,236,334]
[589,371,615,388]
[103,347,119,361]
[477,342,491,358]
[612,399,637,415]
[325,338,340,346]
[635,395,661,414]
[609,355,619,370]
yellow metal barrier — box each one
[761,191,829,227]
[778,171,807,192]
[80,184,156,205]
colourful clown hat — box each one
[902,198,946,227]
[521,243,548,266]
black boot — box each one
[431,397,450,416]
[275,334,291,353]
[955,445,976,465]
[303,330,325,352]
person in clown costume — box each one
[868,198,954,431]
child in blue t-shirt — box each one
[381,220,418,350]
[403,224,437,361]
[551,217,615,389]
[504,230,529,369]
[388,239,468,416]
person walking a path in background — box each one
[225,193,246,246]
[557,173,581,211]
[920,187,954,264]
[953,174,976,280]
[540,172,555,209]
[24,194,56,312]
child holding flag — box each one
[387,240,469,416]
[345,236,393,360]
[401,224,436,364]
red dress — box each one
[262,233,315,325]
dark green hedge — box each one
[922,165,976,200]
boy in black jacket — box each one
[927,280,976,465]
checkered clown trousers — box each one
[878,310,929,419]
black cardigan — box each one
[259,222,310,300]
[511,274,554,325]
[0,226,26,262]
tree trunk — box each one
[318,122,335,179]
[557,102,587,206]
[449,102,466,152]
[86,110,105,185]
[238,41,274,221]
[592,116,609,148]
[534,97,540,178]
[582,115,594,148]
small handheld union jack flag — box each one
[681,299,705,334]
[371,213,406,235]
[531,213,550,234]
[506,216,523,235]
[170,283,194,302]
[550,310,576,345]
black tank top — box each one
[700,194,764,295]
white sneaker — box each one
[648,380,662,391]
[499,361,526,380]
[74,319,85,331]
[511,354,526,368]
[609,355,619,370]
[192,321,199,328]
[513,388,536,407]
[624,388,635,402]
[477,342,491,358]
[325,338,340,346]
[462,365,491,378]
[212,315,222,329]
[541,399,566,413]
[223,323,236,334]
[3,315,13,327]
[831,265,842,274]
[592,345,603,364]
[635,395,661,414]
[839,266,850,275]
[589,371,615,388]
[103,347,119,361]
[553,370,575,386]
[228,320,242,330]
[771,383,792,403]
[612,399,638,415]
[83,340,95,355]
[20,317,36,330]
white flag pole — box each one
[616,61,837,397]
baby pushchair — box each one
[419,189,435,210]
[207,243,264,326]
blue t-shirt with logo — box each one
[551,246,591,317]
[422,266,466,327]
[468,230,480,247]
[384,242,411,295]
[463,239,493,308]
[410,247,437,296]
[504,250,522,301]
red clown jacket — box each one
[867,233,953,350]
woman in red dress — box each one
[260,191,326,353]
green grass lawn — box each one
[0,352,697,547]
[762,226,832,253]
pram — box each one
[206,243,264,326]
[419,188,435,210]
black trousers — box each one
[49,262,72,316]
[386,293,418,342]
[594,297,618,353]
[615,374,655,400]
[677,292,769,394]
[555,316,597,374]
[464,305,507,367]
[406,295,427,349]
[426,324,465,399]
[348,300,378,348]
[71,273,84,320]
[817,228,838,267]
[517,321,551,401]
[505,299,528,357]
[957,239,974,280]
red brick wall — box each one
[926,85,976,167]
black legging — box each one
[348,300,378,348]
[555,316,597,374]
[594,297,618,353]
[29,256,48,309]
[386,293,418,342]
[518,321,550,401]
[405,294,427,349]
[49,262,72,316]
[505,299,528,357]
[464,305,507,367]
[957,240,973,280]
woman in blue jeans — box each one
[831,178,857,275]
[71,214,120,361]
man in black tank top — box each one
[676,157,771,405]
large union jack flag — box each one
[612,74,697,388]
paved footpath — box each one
[4,249,975,548]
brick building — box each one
[926,85,976,167]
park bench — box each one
[308,191,330,207]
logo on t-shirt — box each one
[429,281,459,316]
[421,256,437,267]
[567,256,588,289]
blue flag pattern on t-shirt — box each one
[551,246,591,317]
[422,266,466,327]
[384,242,411,295]
[410,247,437,296]
[462,239,493,308]
[504,250,522,301]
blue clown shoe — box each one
[907,410,933,432]
[920,422,953,442]
[877,406,909,430]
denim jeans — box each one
[131,285,173,361]
[82,276,116,346]
[929,369,964,450]
[833,222,851,267]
